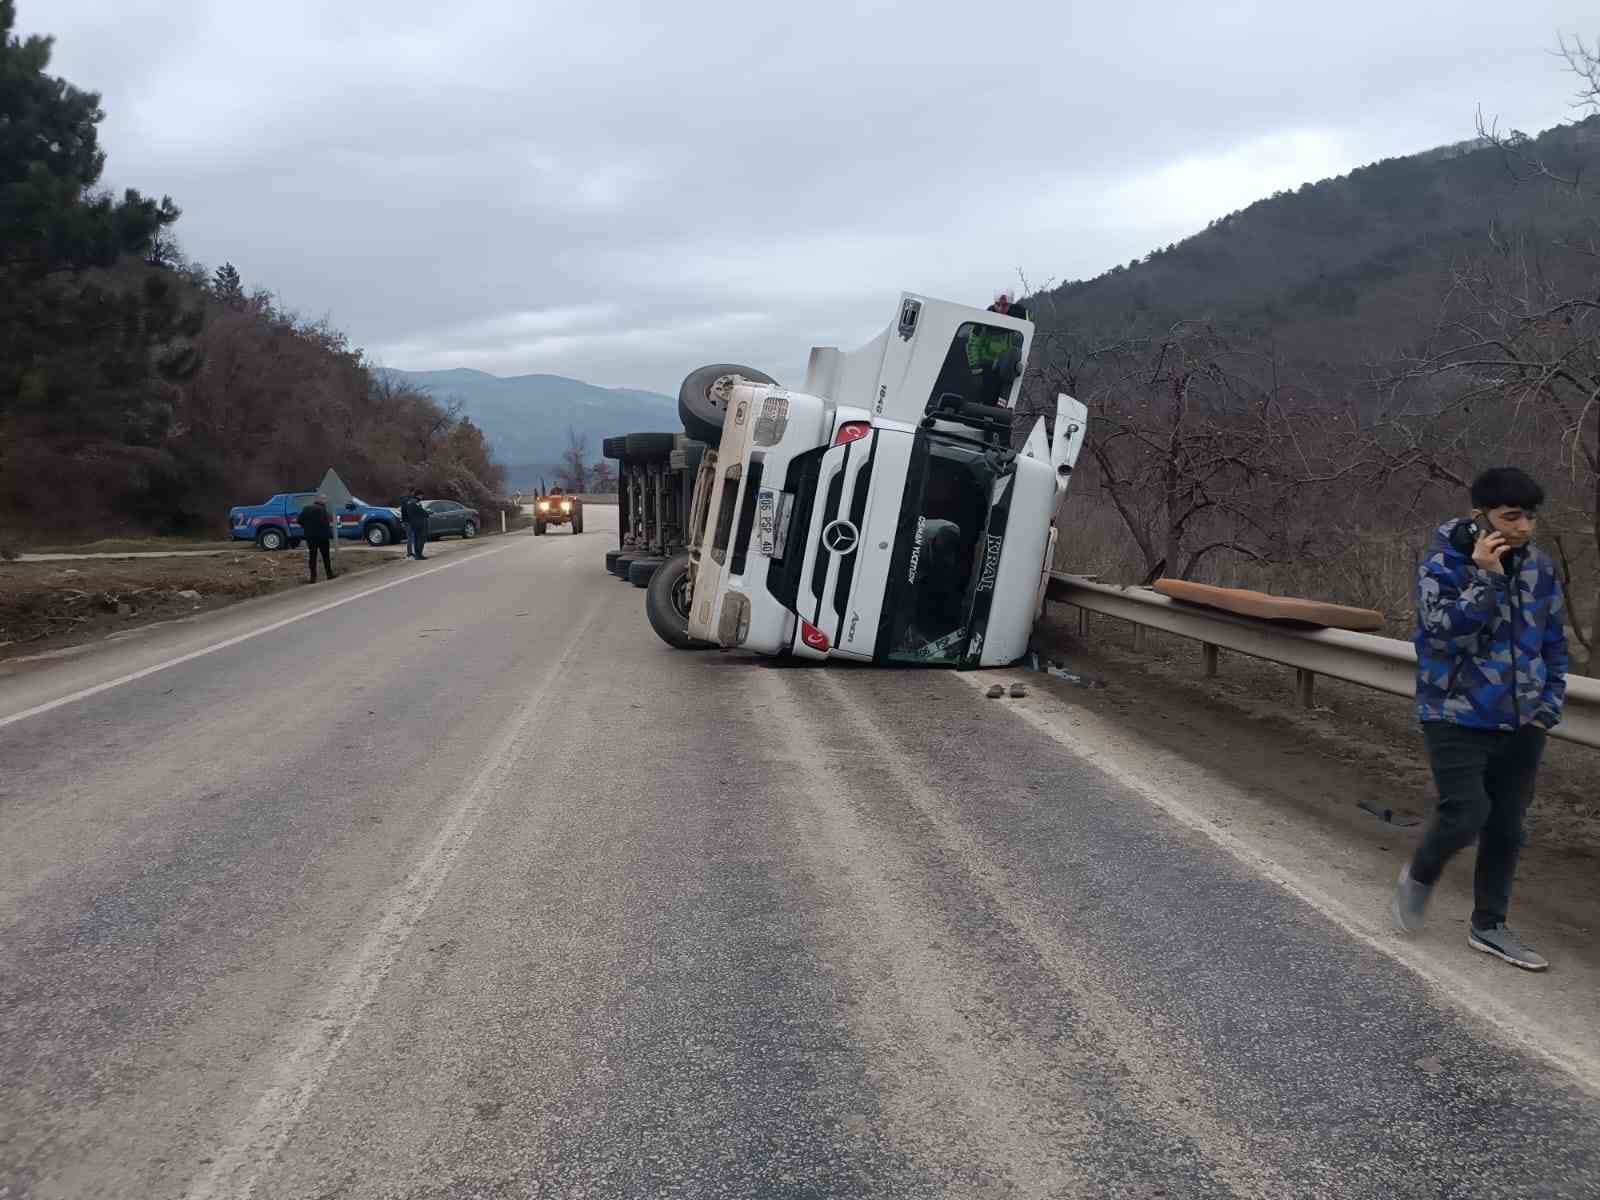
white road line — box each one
[948,670,1600,1096]
[183,599,608,1200]
[0,542,521,731]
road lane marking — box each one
[0,541,524,730]
[948,670,1600,1096]
[183,598,609,1200]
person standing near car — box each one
[298,493,336,583]
[401,490,430,560]
[1393,467,1568,971]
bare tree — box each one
[1034,321,1363,581]
[557,426,590,493]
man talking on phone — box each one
[1393,467,1569,970]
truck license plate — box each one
[756,489,794,560]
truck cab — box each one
[655,293,1085,666]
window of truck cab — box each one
[877,432,1001,664]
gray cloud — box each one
[26,0,1595,394]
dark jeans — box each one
[1411,722,1546,929]
[307,538,333,581]
[407,525,427,558]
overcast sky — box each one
[25,1,1598,395]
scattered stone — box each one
[986,684,1005,699]
[1009,682,1028,698]
[176,589,201,601]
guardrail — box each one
[1045,574,1600,750]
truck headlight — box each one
[561,500,572,512]
[539,501,551,512]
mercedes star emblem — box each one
[821,520,859,555]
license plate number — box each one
[755,489,794,560]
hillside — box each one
[382,369,677,484]
[1030,116,1600,367]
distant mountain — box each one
[380,368,678,477]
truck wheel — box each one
[614,553,639,579]
[678,363,777,445]
[605,549,622,572]
[534,519,547,536]
[571,506,583,534]
[602,436,628,459]
[624,432,677,460]
[646,552,713,650]
[257,527,287,552]
[365,523,391,546]
[628,558,664,587]
[462,520,478,539]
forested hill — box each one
[1030,116,1600,355]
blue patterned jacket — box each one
[1414,519,1568,730]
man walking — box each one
[401,490,430,561]
[1393,467,1568,971]
[298,493,336,583]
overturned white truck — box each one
[609,292,1087,667]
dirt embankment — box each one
[1029,608,1600,860]
[0,547,397,660]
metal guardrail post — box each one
[1296,668,1316,708]
[1045,573,1600,750]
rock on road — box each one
[1,508,1596,1199]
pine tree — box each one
[212,262,245,308]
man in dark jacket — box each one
[401,491,430,560]
[298,494,336,582]
[1393,467,1568,970]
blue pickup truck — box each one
[228,492,406,550]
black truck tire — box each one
[628,558,664,587]
[605,549,622,572]
[678,363,776,445]
[534,519,547,536]
[614,553,640,579]
[624,432,677,460]
[602,435,628,459]
[571,505,583,534]
[257,527,287,551]
[645,552,713,650]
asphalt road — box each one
[2,509,1596,1199]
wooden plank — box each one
[1153,579,1384,632]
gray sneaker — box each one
[1468,924,1549,972]
[1392,863,1431,933]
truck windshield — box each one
[878,433,1001,664]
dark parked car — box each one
[421,499,480,540]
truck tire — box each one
[614,553,640,579]
[678,363,776,445]
[364,522,391,546]
[605,549,622,572]
[624,432,676,460]
[257,527,287,552]
[628,558,664,587]
[646,551,713,650]
[462,520,478,539]
[571,505,583,534]
[602,436,628,459]
[534,519,547,535]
